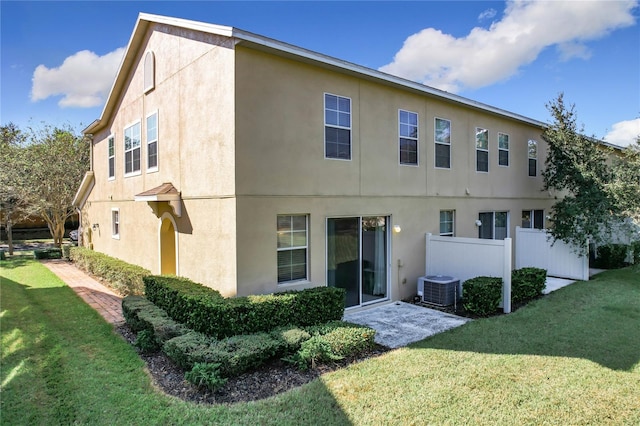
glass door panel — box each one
[361,217,387,304]
[327,218,360,308]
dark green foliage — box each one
[134,329,160,353]
[70,246,149,295]
[269,326,311,353]
[632,241,640,265]
[462,276,502,317]
[163,331,286,377]
[155,282,345,338]
[285,321,376,370]
[185,363,227,391]
[511,267,547,305]
[0,250,5,260]
[593,244,629,269]
[61,244,71,260]
[121,295,189,350]
[33,248,62,259]
[143,275,223,324]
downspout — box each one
[77,133,94,247]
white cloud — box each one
[379,0,637,93]
[31,47,125,108]
[604,118,640,147]
[478,8,497,21]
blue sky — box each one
[2,1,639,146]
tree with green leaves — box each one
[2,122,90,248]
[542,94,640,252]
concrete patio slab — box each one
[343,302,471,349]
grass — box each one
[2,257,639,425]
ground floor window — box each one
[277,215,308,283]
[522,209,544,229]
[478,211,508,240]
[111,208,120,239]
[440,210,455,236]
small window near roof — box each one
[144,51,155,93]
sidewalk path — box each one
[41,259,125,325]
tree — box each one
[0,123,31,255]
[542,94,640,252]
[2,123,90,248]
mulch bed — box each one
[116,324,391,405]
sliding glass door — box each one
[327,216,388,308]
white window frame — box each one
[498,132,509,167]
[476,127,489,173]
[439,210,455,236]
[528,139,538,177]
[522,209,544,229]
[111,208,120,239]
[478,211,509,240]
[143,51,155,93]
[399,109,418,166]
[434,117,451,169]
[324,93,352,161]
[277,214,309,284]
[146,111,158,172]
[107,135,115,180]
[124,120,141,177]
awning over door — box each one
[134,182,182,217]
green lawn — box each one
[2,257,639,425]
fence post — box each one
[425,233,432,276]
[503,237,512,314]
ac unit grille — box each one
[418,276,459,306]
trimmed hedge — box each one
[144,274,346,339]
[163,330,286,377]
[144,275,223,324]
[462,276,502,317]
[0,250,5,261]
[593,244,629,269]
[511,267,547,305]
[34,248,62,259]
[70,246,150,295]
[121,296,189,352]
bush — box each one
[61,244,72,260]
[462,276,502,317]
[593,244,629,269]
[163,330,287,377]
[70,246,150,295]
[285,321,376,370]
[270,326,311,353]
[143,275,223,325]
[0,250,5,260]
[121,295,189,351]
[185,363,227,391]
[511,267,547,305]
[156,283,345,339]
[632,241,640,265]
[33,248,62,259]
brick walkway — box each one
[41,259,125,325]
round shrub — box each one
[462,276,502,317]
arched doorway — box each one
[159,214,178,275]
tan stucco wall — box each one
[83,23,238,295]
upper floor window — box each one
[528,140,538,177]
[324,93,351,160]
[111,208,120,239]
[277,215,308,283]
[399,109,418,165]
[498,133,509,167]
[144,51,155,93]
[435,117,451,168]
[124,121,141,176]
[522,209,544,229]
[478,211,509,240]
[108,136,115,180]
[440,210,455,236]
[146,112,158,172]
[476,127,489,172]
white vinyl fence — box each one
[515,227,588,281]
[425,233,512,313]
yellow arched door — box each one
[160,218,176,275]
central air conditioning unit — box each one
[417,275,460,306]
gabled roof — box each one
[134,182,180,201]
[84,12,548,135]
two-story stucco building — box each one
[73,13,556,309]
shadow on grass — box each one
[0,253,35,269]
[413,268,640,371]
